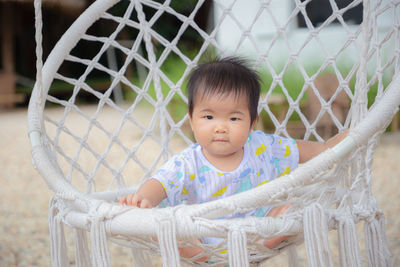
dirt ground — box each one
[0,107,399,266]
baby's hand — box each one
[119,194,153,208]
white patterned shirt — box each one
[153,130,299,219]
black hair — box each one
[187,56,261,125]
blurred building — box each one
[0,0,89,108]
[214,0,394,71]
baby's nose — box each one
[215,123,227,133]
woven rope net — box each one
[28,0,400,266]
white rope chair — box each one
[28,0,399,266]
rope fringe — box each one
[303,203,333,267]
[89,215,111,267]
[49,198,69,267]
[338,216,362,267]
[74,228,90,267]
[228,229,249,267]
[364,215,392,267]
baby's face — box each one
[189,92,252,165]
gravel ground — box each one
[0,106,399,266]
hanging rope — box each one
[48,197,69,267]
[34,0,43,108]
[303,203,333,267]
[228,228,249,267]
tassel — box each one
[228,229,249,267]
[157,217,181,267]
[338,216,362,267]
[364,215,392,267]
[378,216,392,265]
[90,218,111,267]
[287,245,299,267]
[49,198,69,267]
[74,228,90,267]
[303,203,333,267]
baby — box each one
[120,56,347,260]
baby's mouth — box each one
[214,138,228,142]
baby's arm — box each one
[296,130,348,163]
[119,179,206,262]
[119,178,167,208]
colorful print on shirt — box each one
[153,130,299,218]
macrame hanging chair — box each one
[28,0,399,266]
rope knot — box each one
[87,201,114,267]
[88,201,114,222]
[173,206,196,239]
[303,203,334,267]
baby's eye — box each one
[230,117,240,121]
[204,115,213,120]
